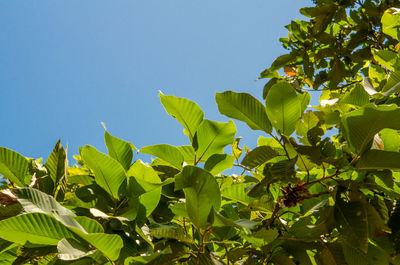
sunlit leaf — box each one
[0,213,76,245]
[216,91,272,133]
[159,92,204,143]
[175,166,221,229]
[341,105,400,154]
[104,130,134,170]
[81,145,126,200]
[0,147,29,187]
[193,119,236,162]
[266,81,302,135]
[141,144,184,169]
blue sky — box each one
[0,0,312,163]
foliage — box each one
[3,0,400,264]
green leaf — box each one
[341,241,384,265]
[380,128,400,151]
[0,213,75,245]
[183,251,225,265]
[127,160,160,184]
[67,167,92,185]
[150,226,193,244]
[382,8,400,41]
[141,144,184,169]
[215,91,272,133]
[193,119,236,162]
[271,54,295,68]
[74,216,104,233]
[241,146,279,169]
[204,154,235,175]
[266,81,302,135]
[208,208,242,229]
[221,183,255,205]
[57,238,95,261]
[104,130,134,170]
[356,150,400,170]
[243,228,279,248]
[0,247,17,265]
[271,254,296,265]
[71,232,123,261]
[330,57,345,88]
[288,216,321,242]
[175,166,221,229]
[298,92,311,114]
[363,77,379,96]
[169,202,189,218]
[263,77,279,99]
[178,145,197,164]
[369,64,387,89]
[316,243,346,265]
[45,140,67,186]
[14,188,85,231]
[372,49,400,71]
[382,70,400,96]
[0,203,22,220]
[0,147,29,186]
[81,145,126,200]
[296,111,319,145]
[341,104,400,154]
[334,199,368,253]
[263,157,297,183]
[159,92,204,142]
[127,160,162,218]
[340,84,370,106]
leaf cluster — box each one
[3,1,400,264]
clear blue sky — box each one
[0,0,312,162]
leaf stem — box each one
[304,170,340,186]
[264,203,280,229]
[224,244,230,265]
[270,133,291,159]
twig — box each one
[304,170,340,186]
[224,244,230,265]
[264,203,280,229]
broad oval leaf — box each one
[45,140,67,186]
[74,216,104,233]
[382,8,400,41]
[340,84,370,106]
[341,104,400,154]
[221,183,255,205]
[266,81,302,135]
[178,145,197,164]
[175,166,221,229]
[159,92,204,143]
[81,145,126,200]
[71,232,123,261]
[0,147,29,187]
[14,188,84,231]
[104,130,134,170]
[0,213,75,245]
[193,119,236,162]
[215,91,272,133]
[127,160,162,218]
[57,238,95,261]
[356,150,400,170]
[382,70,400,96]
[150,227,193,244]
[335,199,368,253]
[241,146,278,169]
[372,49,400,71]
[140,144,184,169]
[204,154,235,175]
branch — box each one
[304,170,340,186]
